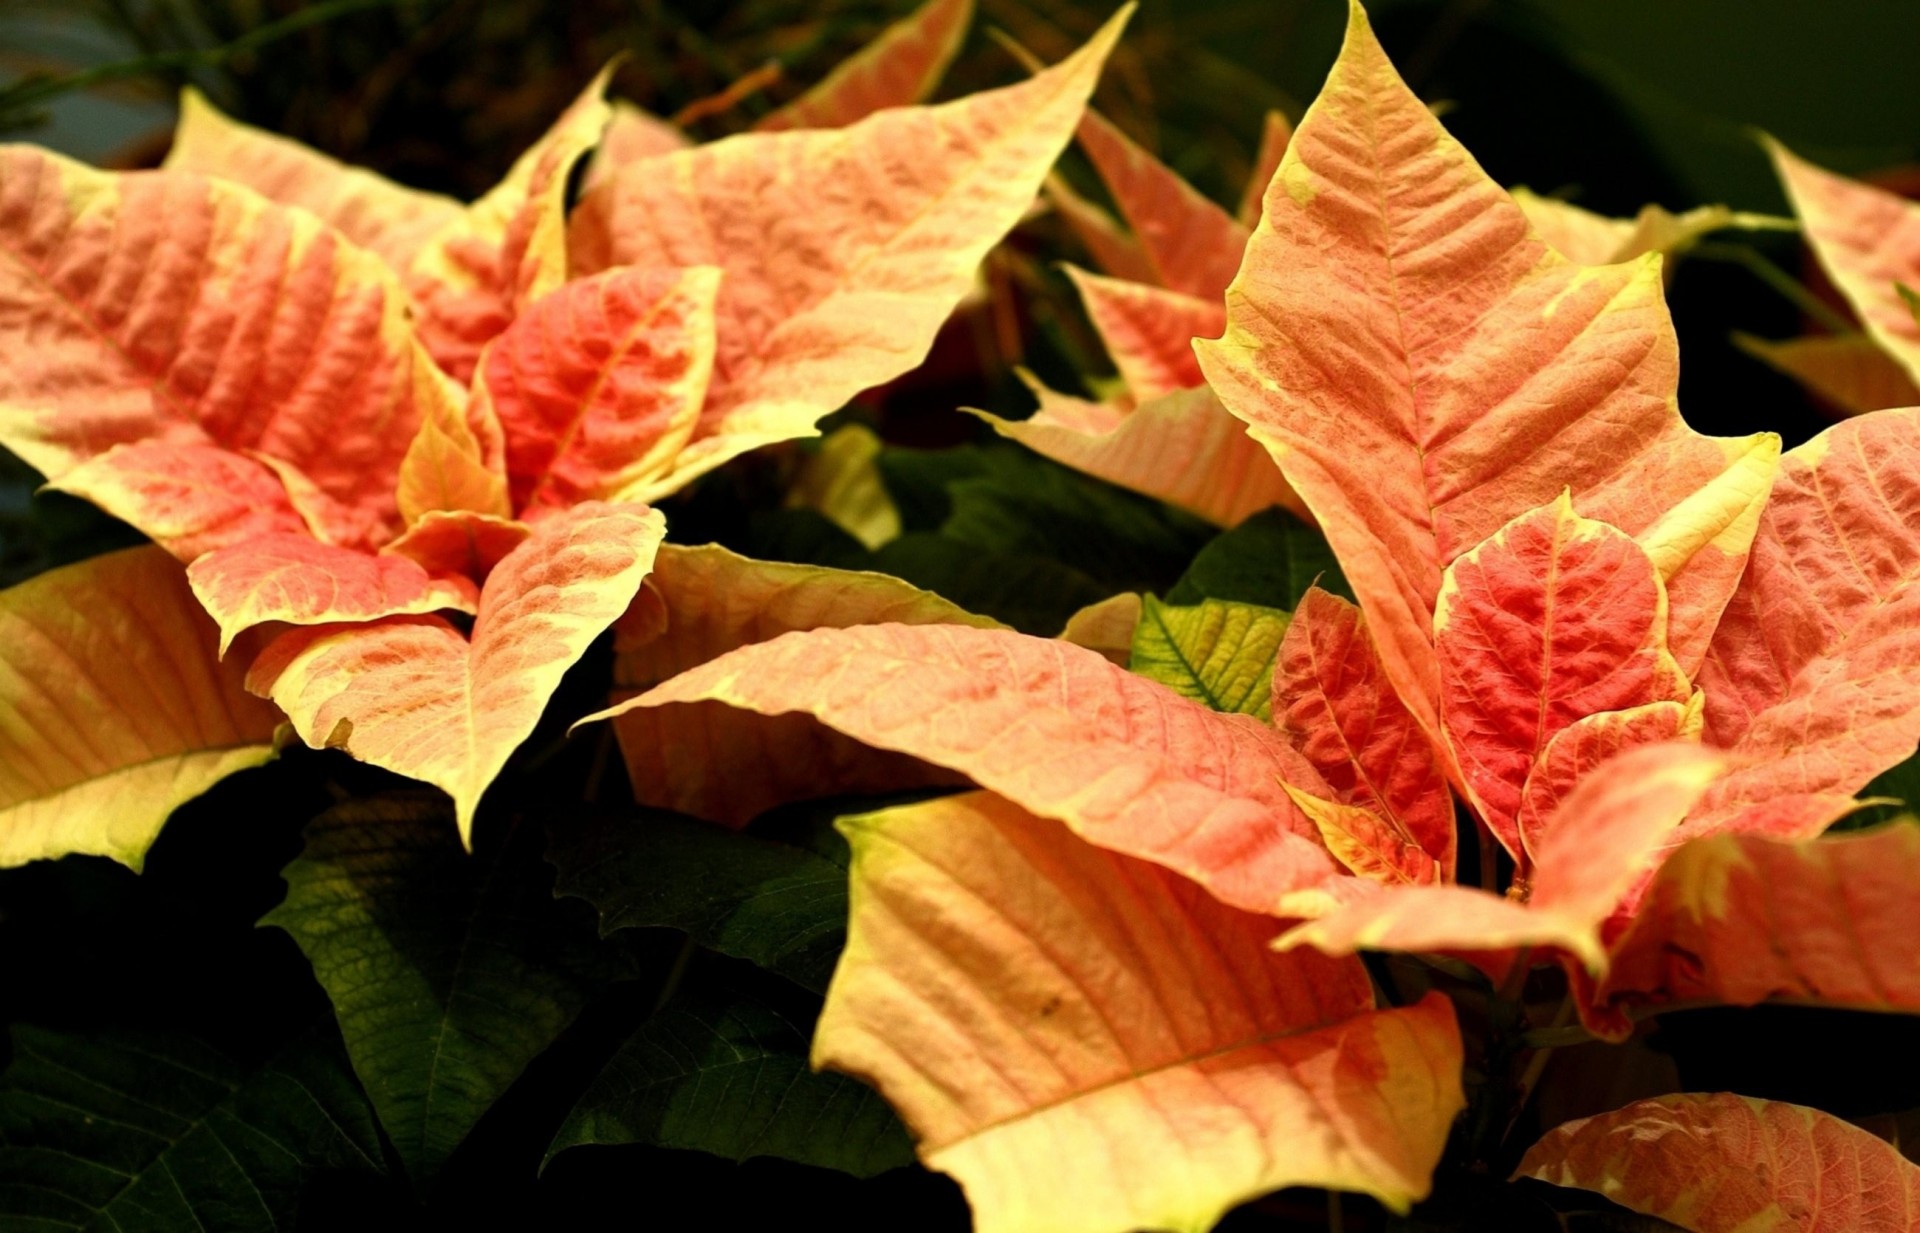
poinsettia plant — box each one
[2,0,1919,1229]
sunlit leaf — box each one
[1275,587,1452,882]
[395,375,511,525]
[1073,108,1247,299]
[164,87,461,272]
[0,148,453,546]
[1517,1092,1920,1232]
[250,502,665,841]
[1128,593,1288,719]
[1064,266,1218,400]
[1585,823,1920,1038]
[549,988,913,1177]
[264,795,625,1185]
[0,546,279,870]
[1436,494,1691,861]
[1194,3,1773,739]
[187,532,479,653]
[756,0,974,133]
[1056,590,1141,664]
[581,101,691,193]
[607,543,994,827]
[1514,695,1702,862]
[47,441,312,561]
[483,265,720,515]
[407,71,614,381]
[591,621,1341,911]
[569,12,1128,494]
[1735,332,1920,417]
[1769,137,1920,386]
[1691,409,1920,839]
[0,1027,386,1231]
[382,509,530,581]
[1276,744,1724,973]
[815,791,1464,1229]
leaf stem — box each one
[1690,241,1860,336]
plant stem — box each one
[1691,241,1860,336]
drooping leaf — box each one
[1585,823,1920,1039]
[1236,109,1293,229]
[548,987,913,1177]
[0,147,454,546]
[1691,409,1920,839]
[1128,594,1288,719]
[1193,3,1774,739]
[1769,137,1920,386]
[1072,108,1248,300]
[569,12,1127,492]
[549,804,851,993]
[607,543,995,827]
[187,532,479,653]
[815,791,1464,1230]
[1276,744,1724,973]
[0,546,280,871]
[0,1027,387,1232]
[249,502,666,841]
[591,621,1341,911]
[1274,587,1452,881]
[264,795,625,1186]
[1064,266,1219,401]
[1735,332,1920,417]
[407,71,614,381]
[1435,495,1691,862]
[46,441,313,561]
[1517,1093,1920,1232]
[972,385,1298,527]
[1166,505,1350,607]
[755,0,974,133]
[164,87,462,272]
[482,265,720,514]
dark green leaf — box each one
[549,809,849,995]
[1165,507,1350,608]
[867,533,1108,635]
[545,989,913,1178]
[0,1026,385,1231]
[1834,746,1920,831]
[261,795,625,1187]
[1129,595,1291,719]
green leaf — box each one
[548,809,849,995]
[1165,507,1351,609]
[1129,595,1291,720]
[867,533,1108,635]
[262,794,625,1187]
[545,989,913,1178]
[0,1026,386,1231]
[1836,746,1920,831]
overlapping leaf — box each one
[1737,332,1920,417]
[1770,138,1920,386]
[0,546,280,870]
[815,791,1465,1231]
[1585,823,1920,1038]
[1128,594,1289,719]
[1274,587,1452,883]
[1513,189,1783,269]
[568,11,1127,492]
[606,544,997,826]
[265,796,625,1185]
[1070,108,1247,299]
[755,0,974,133]
[1518,1093,1920,1232]
[1194,3,1774,737]
[250,502,665,840]
[592,620,1343,911]
[482,265,721,514]
[1276,744,1724,973]
[164,87,461,271]
[407,72,614,380]
[1691,409,1920,839]
[1435,495,1691,861]
[0,1027,386,1231]
[0,147,454,548]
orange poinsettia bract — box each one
[0,2,1130,846]
[587,13,1920,1221]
